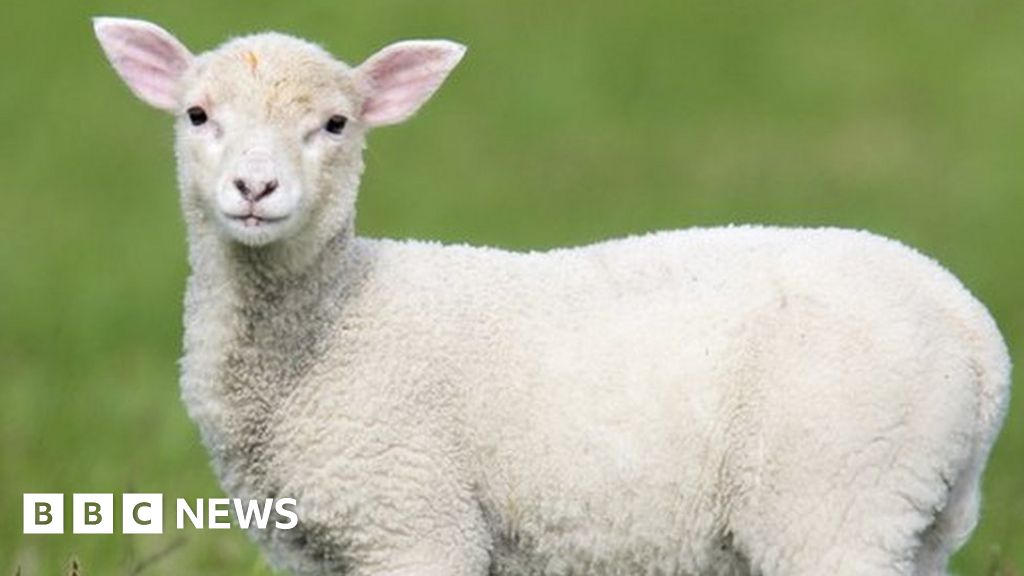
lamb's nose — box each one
[234,177,279,201]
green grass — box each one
[2,0,1021,573]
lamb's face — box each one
[177,35,366,246]
[95,18,465,249]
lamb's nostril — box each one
[234,178,250,196]
[256,179,279,201]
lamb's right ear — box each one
[93,17,193,112]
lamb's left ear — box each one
[356,40,466,127]
[93,17,193,112]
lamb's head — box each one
[94,17,464,252]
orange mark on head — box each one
[242,50,260,74]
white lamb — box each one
[94,17,1010,576]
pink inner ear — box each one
[359,41,465,127]
[95,19,192,111]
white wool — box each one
[94,17,1011,576]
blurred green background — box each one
[2,0,1021,574]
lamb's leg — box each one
[780,478,977,576]
[370,556,489,576]
[279,457,493,575]
[722,295,988,576]
[272,504,492,576]
[732,429,982,576]
[726,393,975,576]
[366,518,492,576]
[911,460,984,576]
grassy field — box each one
[2,1,1021,573]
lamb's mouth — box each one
[226,213,290,228]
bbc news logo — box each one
[23,493,298,534]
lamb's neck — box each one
[226,229,357,310]
[185,224,359,340]
[180,226,365,493]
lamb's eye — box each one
[187,106,208,126]
[324,115,347,135]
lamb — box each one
[93,16,1011,576]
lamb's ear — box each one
[93,17,193,112]
[356,40,466,127]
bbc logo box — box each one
[24,493,163,535]
[23,494,63,534]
